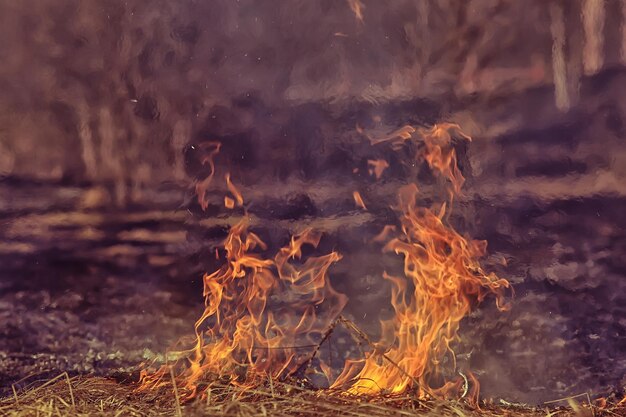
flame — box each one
[372,225,397,243]
[365,125,416,148]
[225,173,244,207]
[194,142,222,210]
[329,124,509,396]
[142,219,347,400]
[332,183,509,396]
[353,191,367,210]
[142,123,509,403]
[347,0,364,23]
[360,123,470,196]
[418,123,471,195]
[367,159,389,179]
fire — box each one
[347,0,364,23]
[225,173,244,207]
[194,141,222,211]
[365,124,416,148]
[141,219,347,400]
[141,123,510,403]
[329,124,508,396]
[419,123,471,195]
[353,191,367,210]
[367,159,389,179]
[331,184,509,396]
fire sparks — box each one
[141,123,510,403]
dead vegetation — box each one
[1,373,623,417]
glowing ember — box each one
[141,123,510,403]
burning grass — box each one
[4,124,621,416]
[139,123,513,401]
[3,374,622,417]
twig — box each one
[290,319,338,378]
[252,344,319,350]
[268,373,275,398]
[544,392,597,417]
[543,392,590,405]
[63,372,76,408]
[169,366,183,417]
[11,384,19,405]
[586,392,595,417]
[337,315,435,398]
[14,372,67,402]
[458,371,468,398]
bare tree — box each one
[550,1,570,111]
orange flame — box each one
[142,219,347,400]
[195,142,222,210]
[225,173,244,207]
[330,124,508,397]
[365,125,416,148]
[372,225,397,243]
[353,191,367,210]
[360,123,471,197]
[367,159,389,179]
[142,123,509,403]
[346,0,364,23]
[332,183,509,395]
[418,123,471,196]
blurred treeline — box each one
[0,0,624,206]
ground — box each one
[4,375,623,417]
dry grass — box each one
[2,374,624,417]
